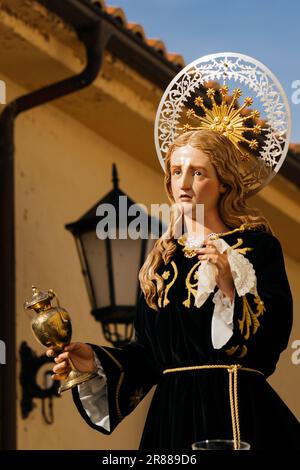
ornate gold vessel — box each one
[24,286,97,393]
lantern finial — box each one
[112,163,119,190]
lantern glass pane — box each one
[81,230,110,308]
[111,237,142,305]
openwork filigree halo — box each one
[154,52,291,197]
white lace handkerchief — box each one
[195,238,258,308]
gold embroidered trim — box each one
[238,345,248,358]
[236,247,254,255]
[158,260,178,308]
[115,371,125,421]
[239,294,265,340]
[182,260,201,308]
[99,346,124,421]
[177,236,200,258]
[229,238,244,250]
[226,345,239,356]
[226,344,248,358]
[177,223,258,258]
[209,222,262,239]
[100,346,123,370]
[228,238,254,257]
[158,224,260,312]
[224,292,265,357]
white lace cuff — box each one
[78,352,110,431]
[211,288,235,349]
[226,247,258,296]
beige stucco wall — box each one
[269,254,300,416]
[3,70,299,449]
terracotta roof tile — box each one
[166,53,185,68]
[146,38,167,56]
[90,0,185,68]
[105,5,127,25]
[126,22,146,41]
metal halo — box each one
[154,52,291,197]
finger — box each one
[205,239,217,246]
[213,253,228,266]
[64,342,81,352]
[54,352,69,363]
[198,252,218,260]
[53,362,68,373]
[51,373,69,381]
[206,242,220,251]
[52,369,68,378]
[46,349,56,358]
[53,365,67,375]
[199,254,218,263]
[197,247,218,254]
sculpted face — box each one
[170,144,225,216]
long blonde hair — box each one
[139,129,273,310]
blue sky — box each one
[115,0,300,143]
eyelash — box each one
[172,170,203,176]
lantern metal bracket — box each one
[19,341,60,423]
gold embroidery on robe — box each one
[238,345,248,358]
[226,345,239,356]
[177,236,199,258]
[100,347,124,420]
[182,261,201,308]
[230,238,253,255]
[178,232,254,259]
[160,229,257,312]
[180,238,253,309]
[238,294,266,340]
[158,261,178,308]
[226,344,248,358]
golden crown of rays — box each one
[180,85,262,161]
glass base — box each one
[58,369,98,394]
[191,439,250,450]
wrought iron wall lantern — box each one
[65,164,164,347]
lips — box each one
[180,194,192,199]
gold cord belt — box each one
[163,364,264,450]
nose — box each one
[180,169,192,190]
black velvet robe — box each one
[72,225,300,450]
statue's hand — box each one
[46,342,96,380]
[196,239,235,301]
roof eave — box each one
[37,0,182,89]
